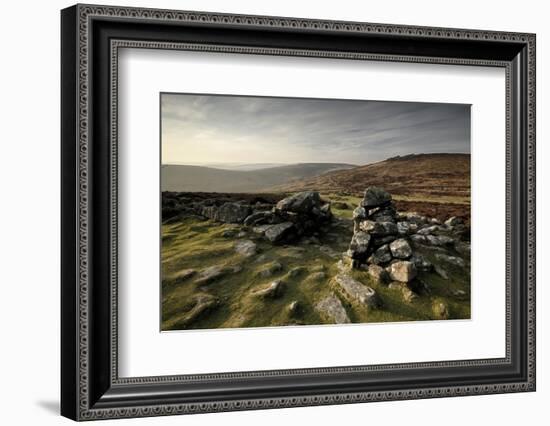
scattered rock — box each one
[254,254,267,263]
[303,236,320,245]
[410,253,433,271]
[417,225,442,235]
[277,246,306,258]
[171,268,196,283]
[276,191,321,214]
[387,261,417,282]
[454,241,471,256]
[310,263,326,272]
[319,245,340,259]
[402,287,418,303]
[367,244,392,265]
[166,293,219,329]
[288,300,301,316]
[337,259,352,273]
[445,216,464,227]
[371,235,397,247]
[412,277,431,295]
[402,212,428,225]
[433,264,449,279]
[195,265,230,285]
[367,264,390,284]
[287,266,307,278]
[425,234,454,246]
[388,281,405,291]
[361,187,392,208]
[252,224,271,235]
[348,231,371,258]
[389,238,412,259]
[316,295,351,324]
[397,221,415,236]
[410,234,428,245]
[388,281,417,302]
[230,265,243,274]
[452,289,467,298]
[243,211,272,226]
[221,228,239,238]
[432,301,450,320]
[333,274,380,308]
[435,253,466,268]
[437,235,455,245]
[306,271,327,282]
[359,220,398,236]
[417,243,447,253]
[333,201,349,210]
[256,261,283,278]
[352,206,367,232]
[202,202,251,224]
[253,280,285,298]
[234,240,257,258]
[264,222,296,243]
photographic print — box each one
[160,93,471,331]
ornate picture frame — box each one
[61,4,536,421]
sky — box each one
[161,93,470,166]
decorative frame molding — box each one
[61,4,536,421]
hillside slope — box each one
[161,163,356,193]
[272,153,470,202]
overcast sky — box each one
[161,93,470,166]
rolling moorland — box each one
[162,162,356,193]
[161,153,471,331]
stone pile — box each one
[343,186,469,295]
[247,191,332,243]
[163,190,332,244]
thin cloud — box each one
[161,93,470,165]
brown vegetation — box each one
[273,153,470,202]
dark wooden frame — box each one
[61,4,536,421]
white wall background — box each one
[0,0,546,424]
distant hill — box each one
[169,163,286,171]
[271,153,470,201]
[161,163,356,193]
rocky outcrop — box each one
[340,186,470,312]
[244,191,333,244]
[362,186,392,208]
[252,280,285,298]
[195,264,241,285]
[234,240,257,257]
[165,293,219,329]
[367,264,390,284]
[170,268,196,284]
[345,187,469,278]
[256,261,284,278]
[387,261,417,283]
[162,191,332,244]
[389,238,412,259]
[201,203,251,223]
[316,295,351,324]
[263,222,296,243]
[347,187,400,266]
[332,273,380,308]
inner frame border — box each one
[111,40,510,384]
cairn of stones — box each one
[343,186,469,299]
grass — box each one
[161,195,471,331]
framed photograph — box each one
[61,4,536,421]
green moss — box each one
[161,213,470,331]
